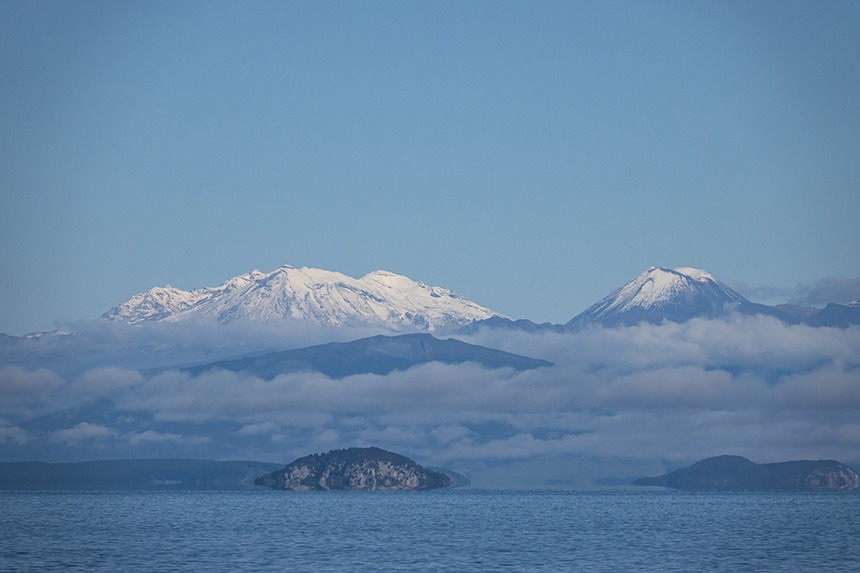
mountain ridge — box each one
[185,332,553,379]
[461,267,858,332]
[634,455,859,490]
[103,265,502,332]
[91,264,860,336]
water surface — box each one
[2,489,858,572]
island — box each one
[255,447,451,491]
[634,455,859,490]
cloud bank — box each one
[2,316,859,486]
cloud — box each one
[0,366,63,398]
[0,366,64,421]
[4,314,860,484]
[3,317,394,380]
[105,320,860,470]
[0,365,147,424]
[729,276,860,307]
[773,362,860,409]
[0,425,29,445]
[598,366,735,408]
[791,277,860,306]
[50,422,116,444]
[236,422,280,436]
[464,314,860,375]
[431,424,472,445]
[68,367,143,396]
[125,430,211,446]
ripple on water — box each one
[1,489,859,572]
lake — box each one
[2,489,858,572]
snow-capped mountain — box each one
[102,265,503,332]
[566,266,791,328]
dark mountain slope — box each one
[803,302,860,328]
[634,455,858,490]
[185,333,552,379]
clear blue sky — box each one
[2,0,859,335]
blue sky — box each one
[2,0,859,335]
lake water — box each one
[2,489,858,572]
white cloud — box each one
[0,425,29,445]
[50,422,116,443]
[0,366,64,421]
[598,366,735,408]
[69,367,143,396]
[5,314,860,483]
[773,362,860,409]
[236,421,280,436]
[0,366,63,396]
[125,430,211,445]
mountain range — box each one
[634,455,858,490]
[3,263,858,488]
[467,267,859,332]
[102,265,501,332]
[101,264,858,334]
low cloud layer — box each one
[2,316,859,485]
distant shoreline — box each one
[0,459,282,491]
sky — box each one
[2,0,860,335]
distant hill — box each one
[773,304,819,321]
[0,459,282,490]
[457,316,566,335]
[185,333,552,379]
[802,302,860,328]
[256,447,451,491]
[634,455,859,490]
[427,466,471,487]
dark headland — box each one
[634,455,859,490]
[255,447,451,491]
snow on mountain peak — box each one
[673,267,715,282]
[102,265,503,332]
[604,266,742,312]
[567,266,749,327]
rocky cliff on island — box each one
[255,447,451,491]
[634,455,859,490]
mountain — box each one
[255,447,451,491]
[102,265,502,332]
[185,333,553,379]
[634,455,859,490]
[566,267,794,328]
[457,316,566,335]
[774,304,820,321]
[803,301,860,328]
